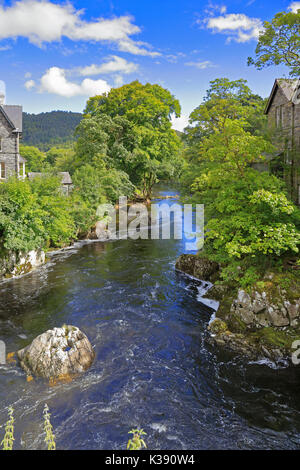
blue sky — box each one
[0,0,298,130]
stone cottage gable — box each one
[264,79,299,144]
[0,104,24,180]
[0,106,15,136]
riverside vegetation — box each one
[0,81,184,278]
[1,405,147,450]
[177,5,300,362]
[0,405,56,450]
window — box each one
[0,162,5,179]
[18,162,25,178]
[275,105,283,128]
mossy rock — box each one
[175,253,219,281]
[226,313,248,333]
[249,327,295,351]
[208,318,228,335]
[254,270,300,303]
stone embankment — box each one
[176,254,300,362]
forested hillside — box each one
[22,110,82,150]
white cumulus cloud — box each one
[24,79,36,90]
[0,45,11,51]
[117,39,160,57]
[185,60,216,69]
[78,55,138,76]
[288,2,300,12]
[204,3,227,15]
[201,12,263,43]
[40,66,111,97]
[0,0,159,56]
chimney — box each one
[0,93,5,105]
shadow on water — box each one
[0,183,300,449]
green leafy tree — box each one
[72,163,135,208]
[29,175,76,247]
[52,148,79,174]
[248,9,300,76]
[181,78,271,191]
[0,178,47,252]
[187,78,268,138]
[80,81,183,198]
[0,176,77,253]
[181,78,300,287]
[20,145,46,172]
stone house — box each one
[0,93,72,193]
[264,78,300,204]
[0,94,25,180]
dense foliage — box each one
[20,145,78,173]
[79,81,184,199]
[181,78,300,287]
[248,8,300,77]
[0,176,94,254]
[1,81,184,262]
[22,111,82,151]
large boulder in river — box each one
[17,325,95,379]
[175,254,219,281]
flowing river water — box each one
[0,186,300,450]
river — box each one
[0,185,300,450]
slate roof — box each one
[265,79,300,114]
[59,172,73,185]
[0,105,23,131]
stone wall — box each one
[267,86,300,204]
[268,87,293,148]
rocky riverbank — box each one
[0,249,45,280]
[176,254,300,363]
[0,196,158,281]
[0,217,113,281]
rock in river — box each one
[175,254,219,282]
[17,325,95,379]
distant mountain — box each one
[22,110,83,150]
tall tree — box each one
[248,9,300,76]
[80,81,183,199]
[179,78,300,287]
[20,145,46,172]
[181,78,269,189]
